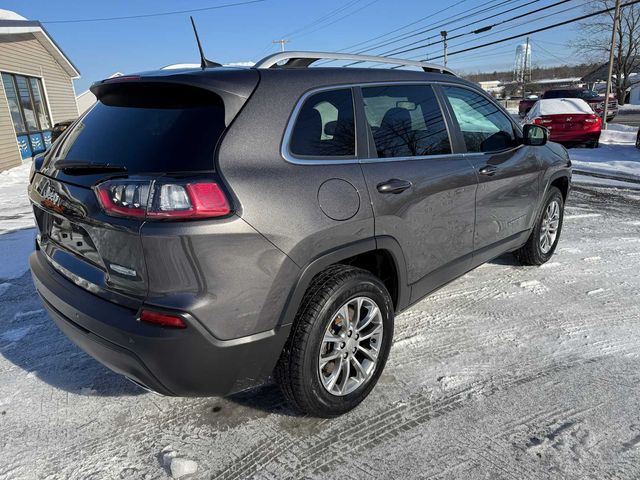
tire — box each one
[275,265,394,417]
[515,186,565,266]
[587,139,599,149]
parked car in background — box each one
[28,51,571,417]
[50,119,75,144]
[519,88,618,120]
[523,98,601,148]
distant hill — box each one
[463,63,600,83]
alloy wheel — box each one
[318,297,383,396]
[539,199,560,254]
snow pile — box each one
[570,143,640,180]
[0,162,33,234]
[0,9,26,20]
[529,98,593,117]
[600,123,637,145]
[618,104,640,113]
[161,447,198,479]
[569,124,640,185]
[0,163,35,280]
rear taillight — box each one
[533,117,553,125]
[95,179,230,220]
[139,309,186,329]
[584,115,601,124]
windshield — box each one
[51,83,226,174]
[544,89,600,100]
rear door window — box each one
[362,84,451,158]
[443,86,518,153]
[289,89,355,158]
[53,83,226,173]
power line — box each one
[354,0,526,55]
[42,0,265,24]
[256,0,376,59]
[281,0,366,38]
[334,0,472,53]
[421,1,583,59]
[534,42,572,63]
[378,0,576,59]
[426,0,640,61]
[320,0,519,66]
[291,0,382,40]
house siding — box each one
[0,32,78,170]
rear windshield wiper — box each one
[53,160,127,174]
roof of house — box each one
[0,14,80,79]
[582,58,640,83]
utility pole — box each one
[603,0,622,130]
[523,36,530,98]
[440,31,448,67]
[272,39,290,52]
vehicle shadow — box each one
[0,256,141,397]
[489,252,521,266]
[224,382,301,417]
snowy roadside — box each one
[0,163,35,280]
[1,184,639,479]
[0,163,33,234]
[569,124,640,188]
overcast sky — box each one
[4,0,585,92]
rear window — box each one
[53,83,225,173]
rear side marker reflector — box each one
[95,179,231,220]
[140,310,186,329]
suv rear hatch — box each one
[29,69,259,308]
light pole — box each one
[440,31,448,67]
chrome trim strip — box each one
[281,80,522,166]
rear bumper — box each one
[30,250,290,396]
[549,131,600,145]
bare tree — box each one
[574,0,640,104]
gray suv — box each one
[28,52,571,417]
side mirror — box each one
[523,124,548,146]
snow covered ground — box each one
[1,181,640,479]
[569,124,640,186]
[1,144,640,478]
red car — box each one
[523,98,601,148]
[519,88,618,120]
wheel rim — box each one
[318,297,383,396]
[539,199,560,254]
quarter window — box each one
[289,89,355,158]
[362,84,451,158]
[443,86,517,153]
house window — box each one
[1,72,53,159]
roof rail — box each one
[253,51,456,76]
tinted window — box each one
[362,85,451,158]
[543,89,599,100]
[444,86,517,153]
[53,83,226,173]
[290,89,355,158]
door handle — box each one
[377,179,412,194]
[479,165,498,176]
